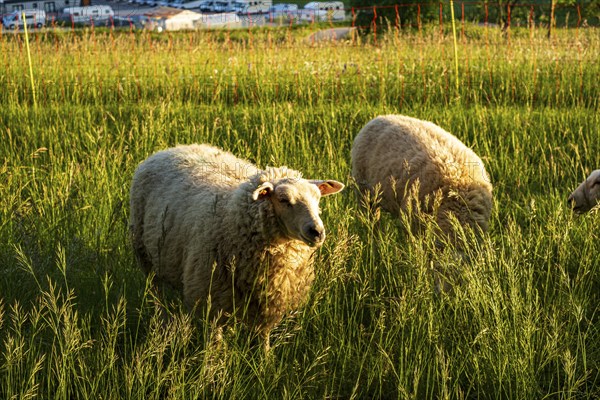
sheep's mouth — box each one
[300,234,324,248]
[568,198,585,213]
[572,205,584,213]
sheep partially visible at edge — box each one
[351,115,493,245]
[568,170,600,213]
[129,144,344,350]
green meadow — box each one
[0,24,599,398]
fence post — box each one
[247,11,253,49]
[439,2,443,38]
[22,11,37,107]
[529,5,534,38]
[449,0,460,93]
[372,5,377,45]
[461,2,465,41]
[506,3,511,43]
[351,6,355,28]
[576,4,581,38]
[484,2,488,26]
[548,0,556,39]
[529,5,534,28]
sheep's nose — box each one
[304,223,325,245]
[567,194,575,207]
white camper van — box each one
[62,5,114,24]
[2,9,46,29]
[233,0,271,15]
[301,1,345,22]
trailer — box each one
[300,1,345,22]
[2,9,46,29]
[232,0,271,15]
[61,5,114,24]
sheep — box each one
[568,170,600,213]
[351,115,493,245]
[129,144,344,350]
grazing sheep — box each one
[568,170,600,213]
[130,144,344,349]
[351,115,493,244]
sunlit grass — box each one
[0,24,599,399]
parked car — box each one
[213,0,236,12]
[2,9,46,29]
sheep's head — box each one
[253,177,344,247]
[568,170,600,214]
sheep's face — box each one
[253,179,344,247]
[568,170,600,214]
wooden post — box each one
[548,0,556,39]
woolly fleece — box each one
[351,115,493,241]
[568,170,600,213]
[130,144,344,341]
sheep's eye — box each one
[593,180,600,187]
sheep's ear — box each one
[252,182,274,200]
[310,180,345,196]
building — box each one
[0,0,85,15]
[143,7,206,31]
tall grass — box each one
[0,24,599,399]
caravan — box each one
[300,1,345,22]
[232,0,271,15]
[61,5,114,24]
[2,9,46,29]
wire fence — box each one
[346,1,597,44]
[0,1,597,36]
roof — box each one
[143,7,201,18]
[304,1,343,8]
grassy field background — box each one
[1,24,599,399]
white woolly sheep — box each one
[351,115,493,244]
[568,170,600,213]
[129,144,344,349]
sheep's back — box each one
[351,115,490,213]
[130,144,255,289]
